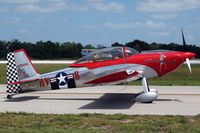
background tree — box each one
[84,44,95,49]
[0,39,199,59]
[111,42,123,47]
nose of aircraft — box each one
[182,52,196,59]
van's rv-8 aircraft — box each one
[5,33,195,103]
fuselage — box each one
[33,47,195,90]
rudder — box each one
[6,52,21,94]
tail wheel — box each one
[7,94,13,99]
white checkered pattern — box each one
[6,52,21,94]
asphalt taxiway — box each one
[0,85,200,115]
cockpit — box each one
[74,47,139,64]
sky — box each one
[0,0,200,46]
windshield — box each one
[75,47,124,64]
[125,47,139,56]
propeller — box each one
[186,58,192,73]
[181,29,193,73]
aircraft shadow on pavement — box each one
[79,93,137,109]
[4,96,40,102]
[3,94,182,105]
[38,98,98,101]
[4,96,98,102]
[155,98,182,102]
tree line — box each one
[113,40,200,58]
[0,39,199,59]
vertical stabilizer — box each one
[14,49,39,80]
[6,49,39,95]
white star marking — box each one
[57,73,66,84]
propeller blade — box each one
[181,29,187,51]
[186,58,192,73]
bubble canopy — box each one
[74,47,139,64]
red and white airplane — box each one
[5,35,195,103]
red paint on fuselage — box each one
[85,71,138,84]
[70,50,195,78]
[125,51,185,77]
[70,58,125,69]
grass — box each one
[0,113,200,133]
[0,64,199,85]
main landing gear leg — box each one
[135,77,158,103]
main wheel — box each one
[7,95,12,99]
[135,91,158,103]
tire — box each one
[7,95,12,99]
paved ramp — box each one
[0,85,200,115]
